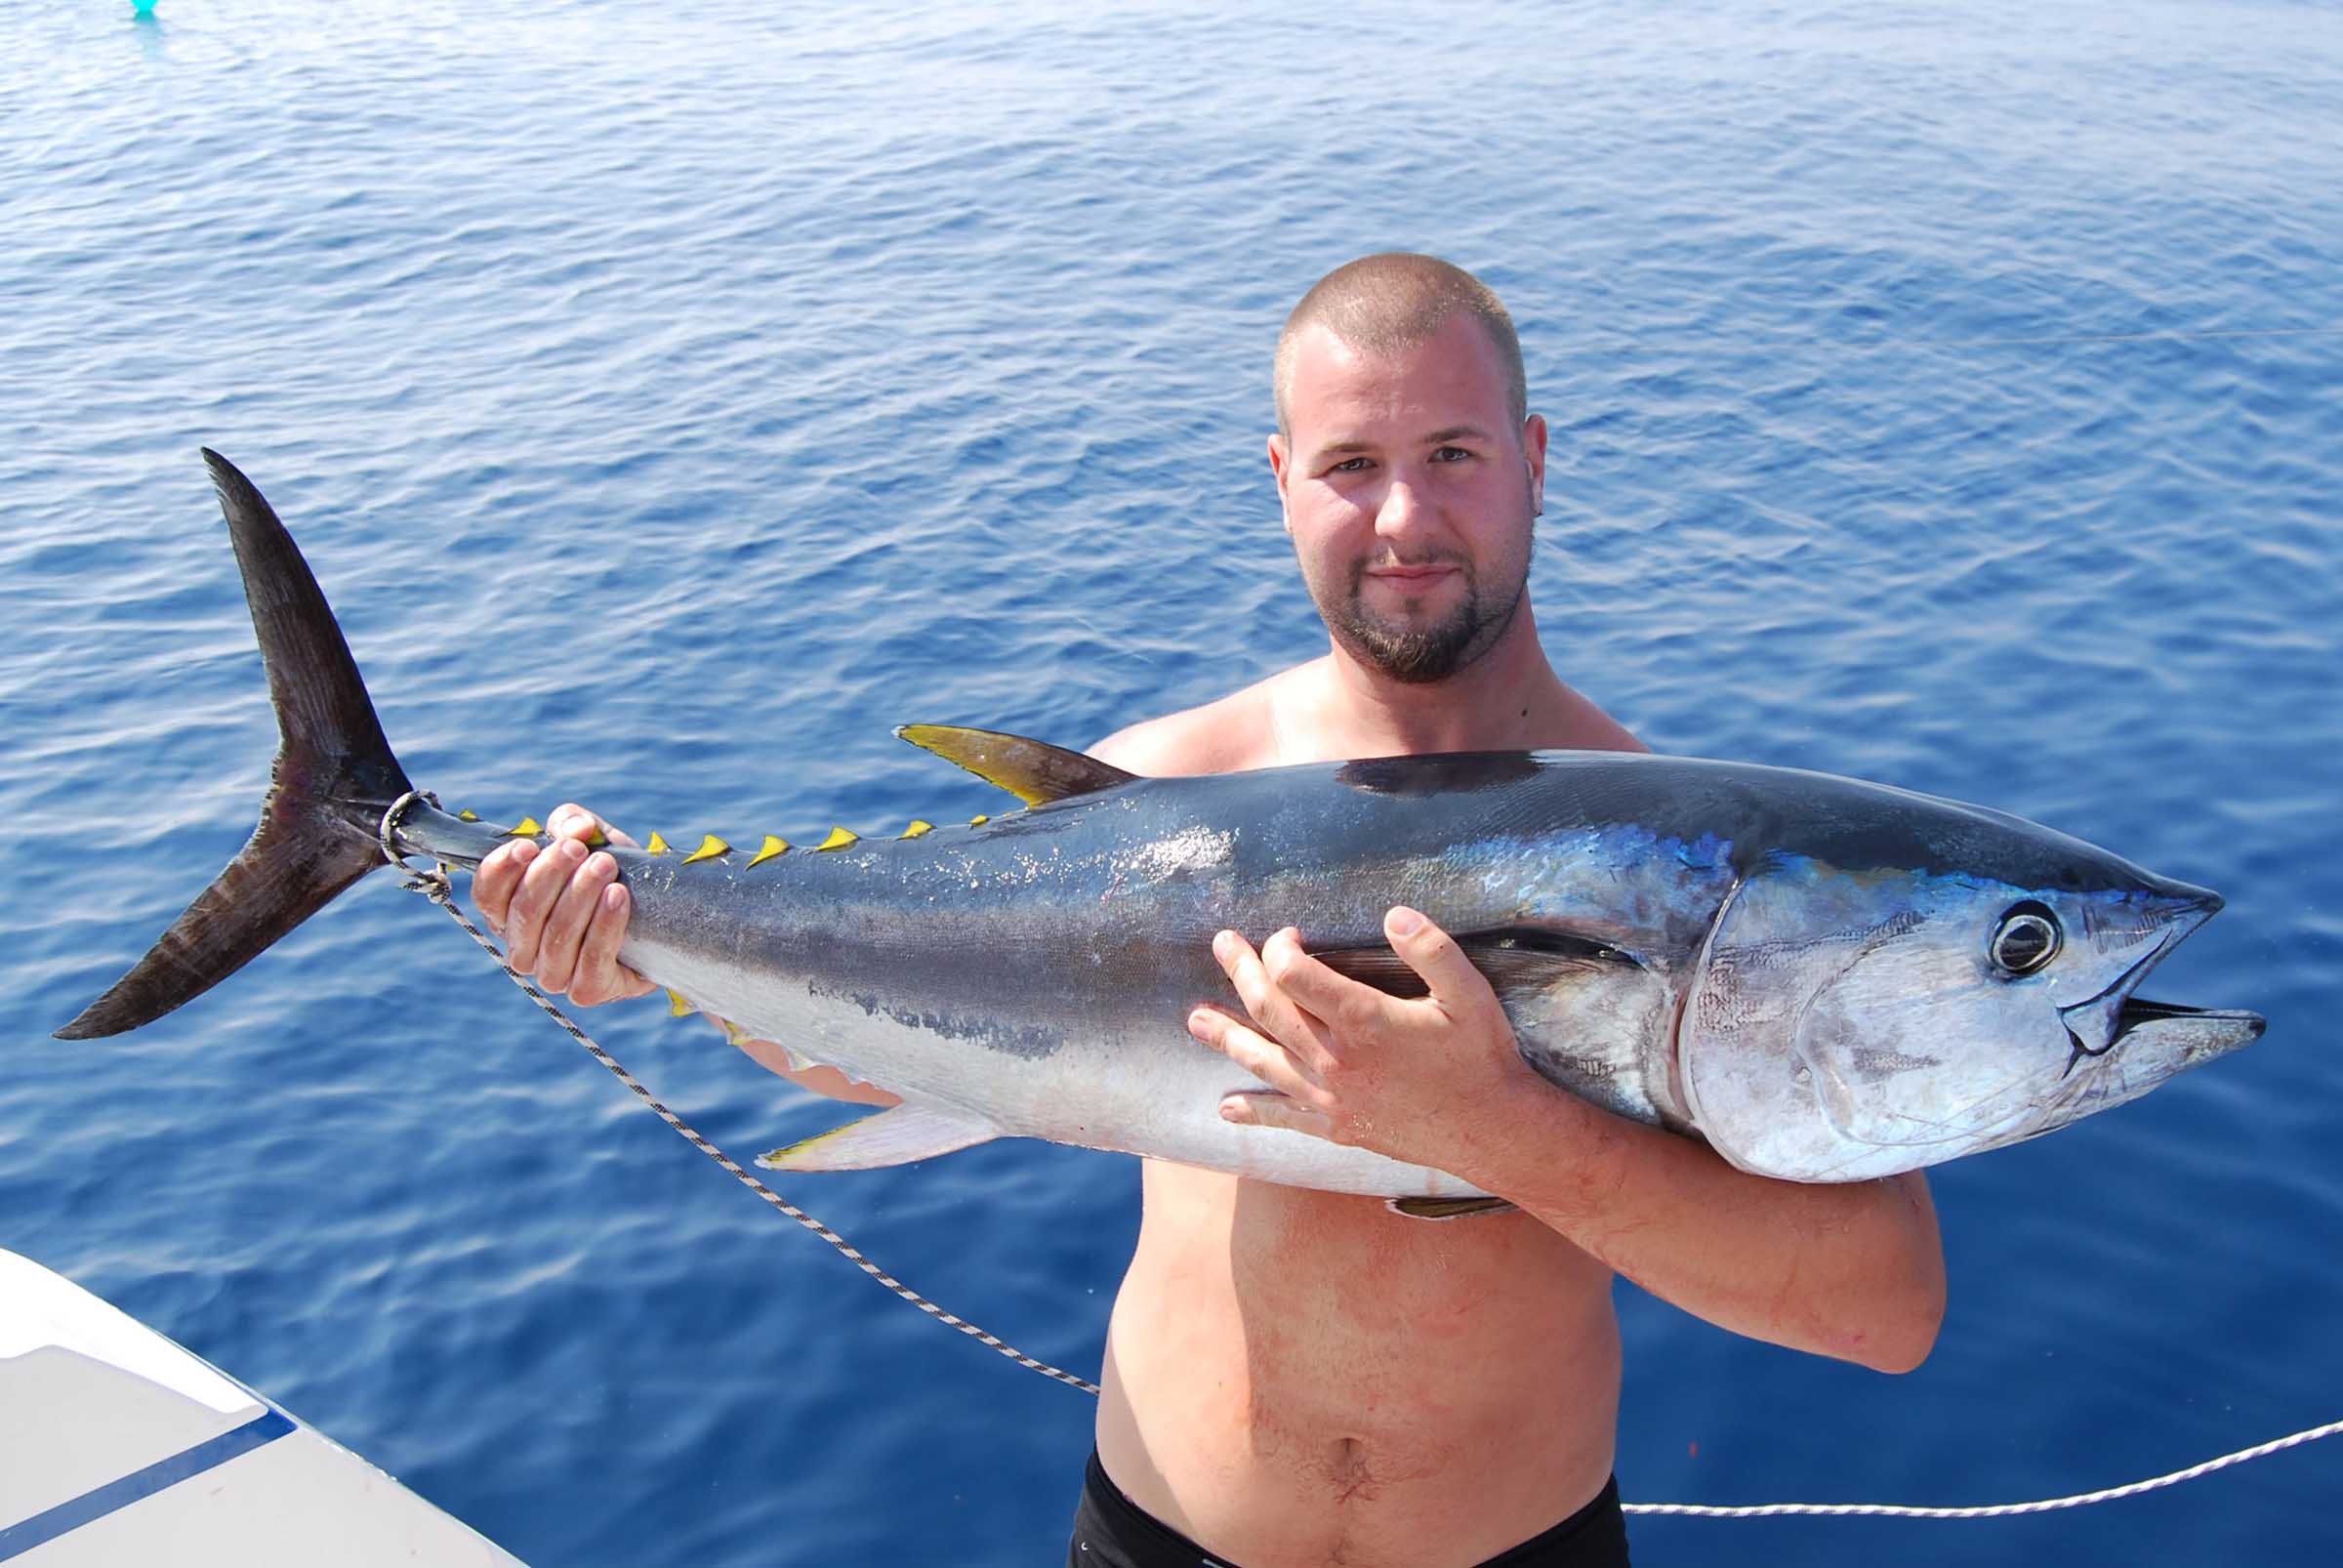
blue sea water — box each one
[3,0,2339,1561]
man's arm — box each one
[1189,912,1946,1373]
[1090,688,1943,1360]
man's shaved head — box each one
[1273,253,1527,438]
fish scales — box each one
[596,763,1747,1199]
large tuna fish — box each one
[58,453,2263,1199]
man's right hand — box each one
[473,803,657,1006]
[473,804,902,1108]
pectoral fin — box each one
[1387,1196,1518,1220]
[758,1104,1000,1172]
[1313,928,1636,1004]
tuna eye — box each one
[1990,904,2062,974]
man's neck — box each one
[1280,605,1575,762]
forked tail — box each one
[55,451,413,1039]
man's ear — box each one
[1267,432,1295,533]
[1522,413,1548,516]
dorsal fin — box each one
[894,724,1137,806]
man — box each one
[475,254,1946,1567]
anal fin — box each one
[1387,1196,1518,1220]
[758,1104,1000,1172]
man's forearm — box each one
[1189,913,1947,1370]
[1459,1076,1946,1373]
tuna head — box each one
[1675,811,2263,1182]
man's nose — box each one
[1375,473,1429,536]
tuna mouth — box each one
[2040,990,2261,1130]
[2059,994,2264,1083]
[2116,996,2265,1048]
[2121,996,2255,1028]
[2053,887,2267,1066]
[2052,886,2211,1059]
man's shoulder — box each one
[1089,671,1293,777]
[1536,683,1650,756]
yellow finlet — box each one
[586,825,608,847]
[748,834,791,867]
[457,808,479,822]
[645,831,672,854]
[900,819,934,839]
[666,988,695,1018]
[506,816,543,838]
[815,826,860,851]
[968,814,989,827]
[683,833,731,864]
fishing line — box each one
[383,837,1100,1396]
[1621,1416,2343,1519]
[384,821,2333,1519]
[1541,321,2343,359]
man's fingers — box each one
[503,837,589,972]
[1384,906,1493,1013]
[472,805,644,1007]
[1258,926,1387,1039]
[1213,929,1336,1073]
[1189,1006,1321,1101]
[533,850,622,994]
[473,839,539,932]
[1219,1091,1335,1141]
[546,803,637,849]
[570,884,653,1005]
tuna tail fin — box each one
[55,451,412,1040]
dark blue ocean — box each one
[4,1,2338,1562]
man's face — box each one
[1268,314,1547,684]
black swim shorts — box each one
[1067,1450,1631,1567]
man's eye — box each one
[1328,456,1374,475]
[1431,445,1472,463]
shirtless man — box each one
[474,254,1947,1567]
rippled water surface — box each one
[4,1,2339,1562]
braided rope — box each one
[386,828,2332,1517]
[1624,1417,2343,1519]
[395,859,1099,1396]
[1548,321,2343,359]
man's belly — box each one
[1096,1164,1622,1568]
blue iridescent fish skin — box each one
[570,749,2260,1193]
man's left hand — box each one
[1188,907,1541,1171]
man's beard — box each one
[1325,555,1526,683]
[1321,502,1534,683]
